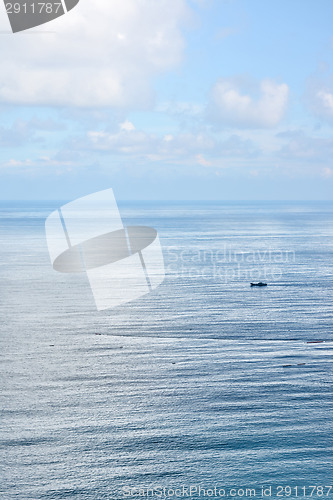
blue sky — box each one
[0,0,332,200]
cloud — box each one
[0,0,189,107]
[64,121,258,169]
[304,73,333,124]
[157,101,204,117]
[0,156,75,171]
[308,88,333,124]
[120,120,135,132]
[322,167,333,178]
[84,128,213,157]
[0,120,38,146]
[1,159,33,168]
[215,26,238,41]
[27,118,66,131]
[316,90,333,114]
[86,125,159,155]
[276,130,333,162]
[209,78,289,128]
[0,117,65,147]
[196,154,212,166]
[215,134,258,157]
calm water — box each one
[1,201,333,499]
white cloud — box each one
[120,120,135,132]
[0,156,74,171]
[0,0,189,107]
[86,128,158,154]
[304,75,333,124]
[69,124,258,167]
[215,26,238,40]
[209,78,289,128]
[277,130,333,162]
[157,101,204,116]
[316,90,333,113]
[311,89,333,123]
[322,167,333,178]
[0,116,66,147]
[1,159,33,168]
[250,169,259,177]
[196,154,212,166]
[0,120,37,146]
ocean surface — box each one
[1,200,333,499]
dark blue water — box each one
[1,201,332,499]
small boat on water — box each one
[250,282,267,287]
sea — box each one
[1,200,332,499]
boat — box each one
[250,282,267,287]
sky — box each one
[0,0,332,200]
